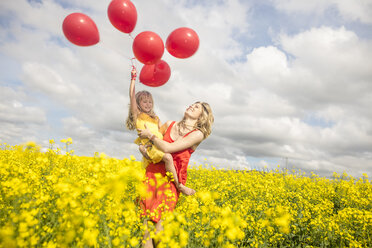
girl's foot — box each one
[178,184,196,196]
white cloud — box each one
[0,86,46,124]
[0,0,371,178]
[172,0,250,60]
[220,25,372,177]
[271,0,372,24]
[22,62,81,98]
[238,46,290,87]
[278,26,372,109]
[0,0,66,36]
[62,116,95,139]
[336,0,372,24]
[0,85,49,144]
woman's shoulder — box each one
[166,120,175,126]
[159,120,174,134]
[162,120,177,128]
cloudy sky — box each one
[1,0,372,178]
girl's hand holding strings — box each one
[131,66,137,80]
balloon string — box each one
[128,33,136,70]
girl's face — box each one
[139,96,153,113]
[185,103,203,119]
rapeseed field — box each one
[0,140,371,247]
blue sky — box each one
[1,0,372,178]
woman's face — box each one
[139,96,153,113]
[185,103,203,119]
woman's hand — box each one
[138,124,152,139]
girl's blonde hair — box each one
[126,91,157,130]
[178,102,214,139]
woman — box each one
[138,101,214,248]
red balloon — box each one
[107,0,137,34]
[62,13,99,46]
[166,27,199,58]
[140,60,171,87]
[132,31,164,65]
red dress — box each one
[140,121,195,222]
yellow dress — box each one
[135,112,164,167]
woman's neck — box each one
[183,118,196,128]
[176,118,197,136]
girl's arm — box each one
[139,126,204,153]
[129,67,139,120]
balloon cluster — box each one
[62,0,199,87]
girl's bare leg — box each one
[154,220,164,247]
[163,153,195,196]
[142,219,153,248]
[142,219,163,247]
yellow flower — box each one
[226,227,240,241]
[65,230,75,244]
[129,237,139,247]
[1,142,371,248]
[112,237,120,246]
[46,241,57,248]
[83,228,99,246]
[84,218,97,228]
[198,191,212,203]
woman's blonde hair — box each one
[126,91,157,130]
[178,101,214,139]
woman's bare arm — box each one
[140,126,204,153]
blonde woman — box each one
[138,102,214,248]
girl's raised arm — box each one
[129,67,139,120]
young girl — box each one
[126,67,195,196]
